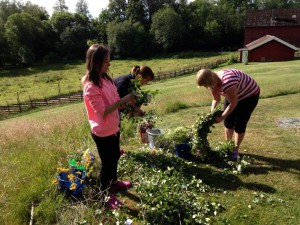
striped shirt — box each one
[220,69,260,101]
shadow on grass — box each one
[119,190,141,218]
[125,151,276,194]
[242,153,300,175]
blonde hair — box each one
[196,69,219,88]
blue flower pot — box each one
[174,143,192,160]
[57,169,86,197]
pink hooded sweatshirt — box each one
[83,78,120,137]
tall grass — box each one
[0,104,91,224]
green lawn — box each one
[0,60,299,224]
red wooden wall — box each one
[248,40,295,62]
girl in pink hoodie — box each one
[82,44,133,209]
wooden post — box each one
[58,81,61,94]
[6,100,10,114]
[69,91,71,102]
[29,96,34,109]
[16,92,22,112]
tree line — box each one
[0,0,299,67]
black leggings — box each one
[91,132,120,191]
[224,93,259,133]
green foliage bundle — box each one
[122,78,159,120]
[154,126,193,151]
[191,109,223,161]
[211,140,236,163]
[154,109,237,164]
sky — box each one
[20,0,110,18]
[19,0,194,19]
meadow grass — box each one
[0,52,231,105]
[0,61,300,224]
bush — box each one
[226,53,238,65]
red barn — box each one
[244,8,300,48]
[239,35,298,62]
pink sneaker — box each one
[111,180,132,191]
[120,149,125,156]
[105,193,122,209]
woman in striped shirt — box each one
[196,68,260,160]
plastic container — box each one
[139,129,148,143]
[146,128,164,148]
[57,169,86,197]
[174,143,192,160]
[69,158,85,171]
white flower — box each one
[125,219,133,225]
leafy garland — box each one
[191,109,223,161]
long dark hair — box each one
[84,44,112,87]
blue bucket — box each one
[57,169,86,197]
[175,143,192,160]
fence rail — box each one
[154,59,227,81]
[0,56,232,115]
[0,92,83,114]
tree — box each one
[204,19,222,47]
[53,0,69,13]
[5,13,48,65]
[248,0,300,9]
[175,0,208,49]
[141,0,177,21]
[90,9,113,44]
[22,1,49,20]
[0,0,21,22]
[207,1,244,49]
[0,17,9,66]
[49,12,90,59]
[75,0,90,17]
[126,0,146,25]
[107,0,127,21]
[107,20,153,58]
[150,7,184,52]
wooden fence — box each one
[0,92,83,114]
[154,58,228,81]
[0,56,232,115]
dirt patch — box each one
[277,118,300,129]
